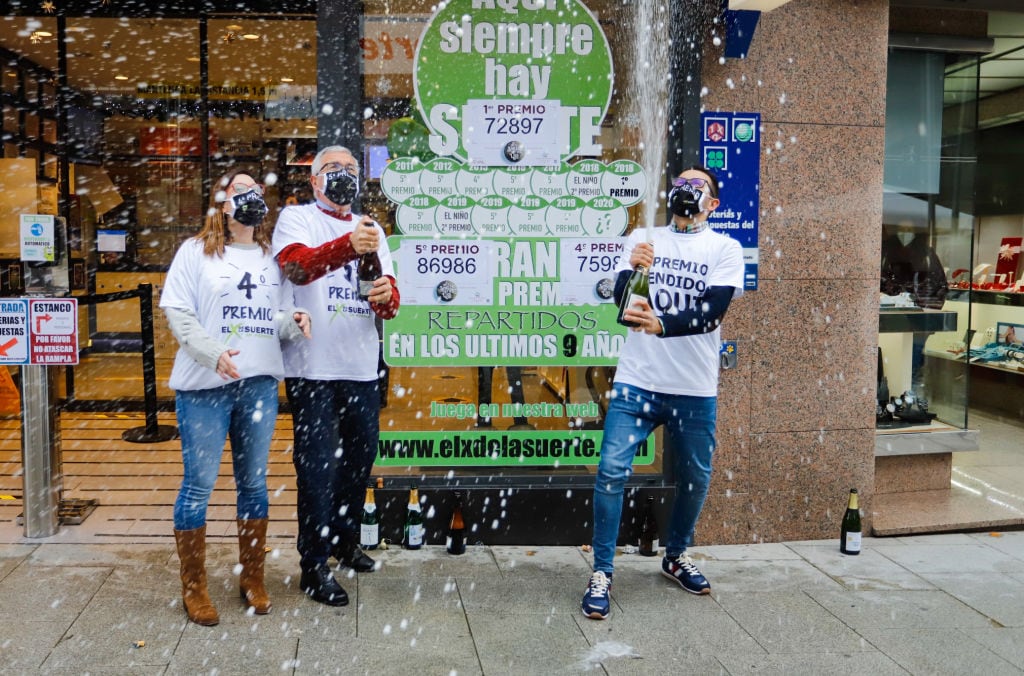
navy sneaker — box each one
[581,571,612,620]
[661,554,711,595]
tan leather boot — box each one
[237,518,271,614]
[173,526,219,626]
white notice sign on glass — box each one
[97,230,128,253]
[399,238,495,306]
[463,99,561,167]
[19,214,55,262]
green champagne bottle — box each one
[359,485,379,550]
[840,488,861,555]
[617,265,650,328]
[404,486,424,550]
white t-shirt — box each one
[613,225,745,397]
[160,239,290,391]
[271,203,395,381]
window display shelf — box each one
[875,422,978,455]
[947,288,1024,307]
[878,309,958,333]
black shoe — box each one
[300,564,349,606]
[334,543,378,573]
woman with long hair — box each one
[160,171,309,625]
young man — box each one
[272,146,400,606]
[581,166,744,620]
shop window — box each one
[880,47,979,432]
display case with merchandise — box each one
[875,44,982,482]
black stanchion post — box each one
[123,283,178,443]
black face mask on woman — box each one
[323,169,360,206]
[228,190,268,227]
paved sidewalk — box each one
[2,531,1024,675]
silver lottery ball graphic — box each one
[436,280,458,302]
[503,140,525,163]
[595,277,614,300]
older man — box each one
[272,146,400,606]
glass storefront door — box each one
[2,0,676,486]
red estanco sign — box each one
[28,298,78,365]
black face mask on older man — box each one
[323,169,360,206]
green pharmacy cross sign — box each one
[414,0,614,166]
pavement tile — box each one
[458,574,583,616]
[0,621,69,673]
[36,666,168,675]
[573,608,764,664]
[0,564,110,624]
[691,558,845,593]
[716,651,907,675]
[807,589,994,631]
[697,543,803,560]
[968,531,1024,560]
[491,545,591,575]
[467,613,592,675]
[41,597,183,670]
[29,542,173,567]
[166,636,300,675]
[888,533,982,545]
[786,544,935,590]
[0,543,32,581]
[94,564,183,606]
[294,637,482,675]
[355,576,471,651]
[878,542,1024,575]
[715,591,877,654]
[569,637,729,675]
[961,627,1024,670]
[918,572,1024,628]
[857,626,1023,675]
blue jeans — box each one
[286,378,380,571]
[592,384,717,574]
[173,376,278,530]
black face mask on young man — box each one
[668,182,710,218]
[228,190,268,227]
[323,170,360,206]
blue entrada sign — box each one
[701,111,760,290]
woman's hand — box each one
[215,349,241,380]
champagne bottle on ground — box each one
[840,488,862,555]
[360,485,379,550]
[638,495,659,556]
[357,250,382,300]
[404,485,424,550]
[446,491,466,555]
[617,265,650,328]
